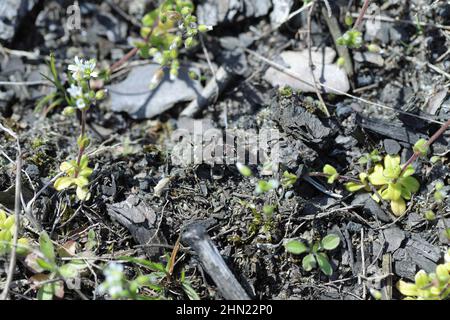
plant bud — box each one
[424,210,436,221]
[77,135,90,149]
[180,6,191,16]
[95,90,107,100]
[198,24,213,32]
[344,14,353,27]
[368,43,381,53]
[63,107,76,116]
[184,37,194,48]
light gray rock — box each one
[383,139,401,155]
[107,65,203,119]
[383,226,405,253]
[196,0,241,26]
[196,0,271,26]
[264,48,350,94]
[270,0,294,28]
[353,52,384,67]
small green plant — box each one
[51,56,104,201]
[324,154,420,216]
[284,234,341,276]
[323,164,339,184]
[424,210,436,221]
[279,86,293,97]
[358,149,382,166]
[337,29,363,48]
[54,155,93,201]
[0,210,29,256]
[397,249,450,300]
[281,171,298,189]
[136,0,212,89]
[36,54,67,114]
[433,181,447,203]
[365,155,419,216]
[98,256,199,300]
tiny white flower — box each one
[68,56,85,80]
[85,59,98,78]
[76,98,86,109]
[67,84,83,98]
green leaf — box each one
[381,183,402,201]
[396,280,417,297]
[316,253,333,276]
[76,187,89,201]
[36,258,56,272]
[402,165,415,177]
[399,176,420,194]
[59,263,80,278]
[321,234,340,251]
[236,163,252,177]
[59,161,73,173]
[54,177,74,191]
[345,182,365,192]
[390,198,406,216]
[74,176,89,188]
[384,155,401,170]
[39,231,55,263]
[323,164,337,176]
[284,240,308,255]
[182,281,201,300]
[282,171,298,187]
[86,229,97,251]
[37,283,55,300]
[302,253,316,271]
[414,270,430,289]
[435,265,449,283]
[369,164,388,185]
[117,256,167,273]
[3,215,15,229]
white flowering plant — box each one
[43,55,106,201]
[134,0,212,89]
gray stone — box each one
[393,248,417,280]
[383,226,405,253]
[270,0,294,28]
[353,52,384,67]
[383,139,401,155]
[400,235,441,276]
[264,48,350,94]
[351,193,392,223]
[243,0,272,18]
[107,65,203,119]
